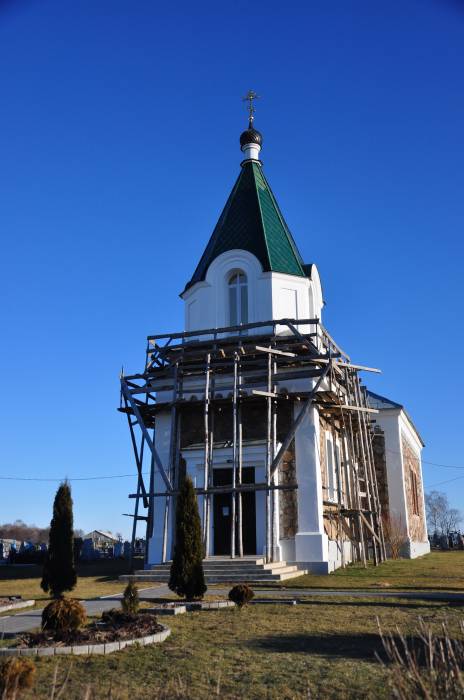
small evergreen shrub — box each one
[228,583,254,608]
[121,580,139,615]
[102,608,136,625]
[0,657,36,697]
[169,475,207,600]
[41,597,87,633]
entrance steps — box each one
[120,557,306,584]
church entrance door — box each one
[213,467,256,555]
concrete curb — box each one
[186,600,235,611]
[0,600,35,614]
[144,600,236,615]
[0,625,171,657]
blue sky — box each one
[0,0,463,538]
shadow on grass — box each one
[247,631,425,662]
[248,631,384,659]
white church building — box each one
[120,102,429,581]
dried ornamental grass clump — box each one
[228,584,254,608]
[377,616,464,699]
[0,657,36,699]
[41,597,87,634]
[121,580,139,615]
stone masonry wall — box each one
[372,427,389,517]
[402,433,427,541]
[278,445,298,539]
[319,414,349,541]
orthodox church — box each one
[120,97,429,581]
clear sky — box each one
[1,0,463,539]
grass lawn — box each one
[260,550,464,591]
[0,559,140,604]
[17,597,464,699]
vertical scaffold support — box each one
[203,353,211,554]
[265,351,272,563]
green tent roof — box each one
[184,161,306,292]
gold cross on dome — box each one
[242,90,260,126]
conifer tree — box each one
[41,481,77,598]
[169,475,207,600]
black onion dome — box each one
[240,127,263,148]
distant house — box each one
[82,530,122,559]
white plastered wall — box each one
[146,439,281,563]
[181,443,268,559]
[374,408,430,559]
[147,410,173,566]
[182,249,324,334]
[398,411,430,557]
[292,389,331,574]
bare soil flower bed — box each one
[17,610,163,649]
[0,597,21,607]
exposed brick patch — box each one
[402,434,426,541]
[372,427,389,516]
[279,446,298,538]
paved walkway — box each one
[0,588,164,638]
[1,586,463,638]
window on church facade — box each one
[326,434,336,502]
[334,441,342,503]
[411,469,420,515]
[228,272,248,326]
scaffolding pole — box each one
[122,317,385,569]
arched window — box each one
[228,272,248,326]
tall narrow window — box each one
[334,441,342,503]
[411,470,420,515]
[326,435,336,502]
[228,272,248,326]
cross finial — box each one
[243,90,260,127]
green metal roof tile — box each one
[184,161,306,292]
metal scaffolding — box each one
[120,317,386,567]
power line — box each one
[0,452,463,483]
[385,449,464,470]
[427,475,464,488]
[0,473,149,482]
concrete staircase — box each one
[120,557,306,584]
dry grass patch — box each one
[15,597,464,699]
[0,560,136,603]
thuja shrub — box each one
[169,475,207,600]
[0,657,36,698]
[41,482,77,599]
[228,583,254,608]
[121,580,139,615]
[42,597,87,633]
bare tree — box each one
[425,491,462,537]
[441,508,462,536]
[0,520,50,543]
